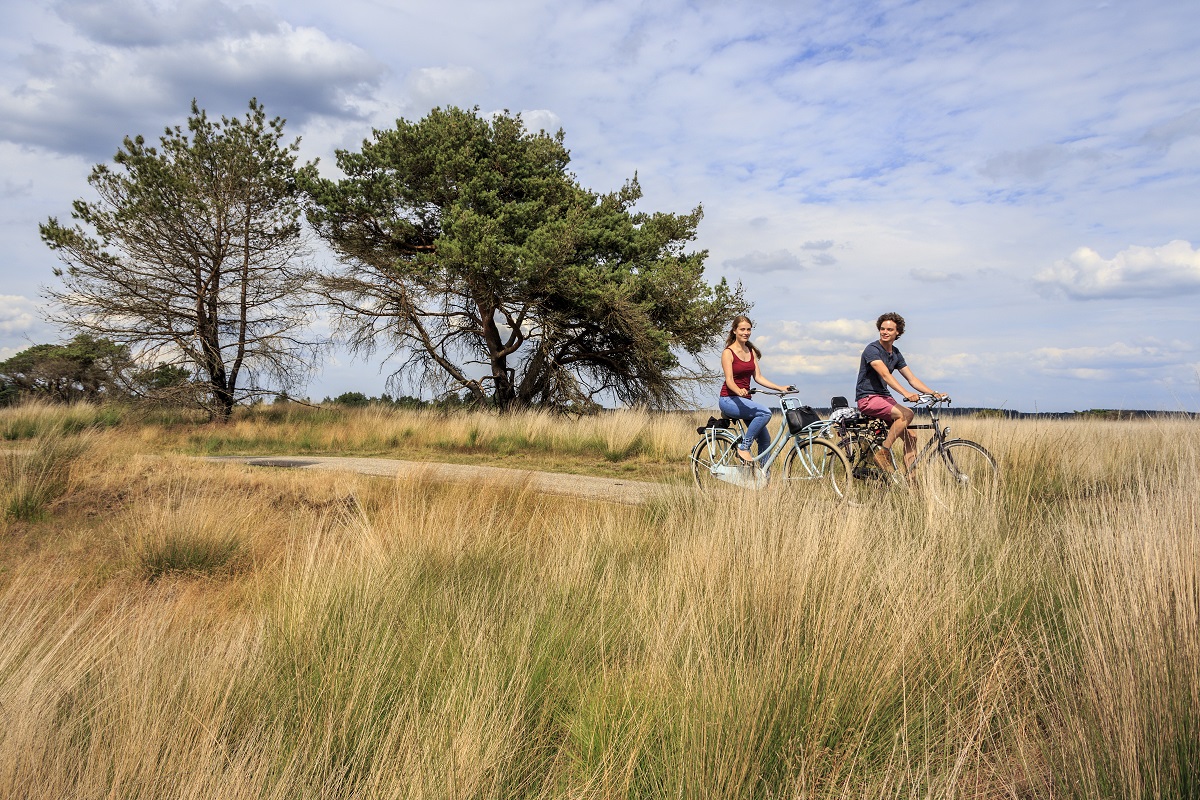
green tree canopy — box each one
[40,99,320,420]
[0,334,132,405]
[302,106,745,410]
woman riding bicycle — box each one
[719,315,794,464]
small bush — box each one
[329,391,371,407]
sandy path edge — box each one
[204,455,676,506]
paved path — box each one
[206,455,675,506]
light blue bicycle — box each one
[690,389,853,502]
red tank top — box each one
[720,348,755,397]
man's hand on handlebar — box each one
[910,392,952,405]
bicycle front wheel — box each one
[926,439,999,504]
[781,438,854,503]
[691,431,740,491]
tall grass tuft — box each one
[116,477,283,581]
[1,429,90,523]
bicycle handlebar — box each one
[747,387,798,396]
[911,393,951,406]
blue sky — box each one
[2,0,1199,411]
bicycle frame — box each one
[899,411,952,476]
[703,392,802,489]
[828,396,955,479]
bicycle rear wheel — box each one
[924,439,999,505]
[691,431,740,491]
[781,437,854,503]
[833,429,893,505]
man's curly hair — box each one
[876,312,906,338]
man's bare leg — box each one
[876,404,915,473]
[901,430,917,473]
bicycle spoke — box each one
[922,439,1000,506]
[691,432,741,492]
[782,438,854,503]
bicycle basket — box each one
[785,404,821,435]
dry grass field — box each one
[1,401,1197,798]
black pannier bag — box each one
[696,416,734,435]
[785,404,820,435]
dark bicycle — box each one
[820,394,1000,506]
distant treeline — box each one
[311,392,476,410]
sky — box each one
[2,0,1199,412]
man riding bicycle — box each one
[855,312,944,474]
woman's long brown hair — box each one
[724,315,762,358]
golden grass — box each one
[0,404,1197,797]
[29,402,704,482]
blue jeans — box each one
[718,395,773,455]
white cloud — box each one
[1,178,34,199]
[918,351,980,383]
[1030,339,1193,382]
[775,318,875,344]
[909,268,962,282]
[520,109,563,135]
[1035,240,1200,300]
[0,19,383,159]
[0,295,38,335]
[54,0,279,46]
[980,143,1109,182]
[1141,107,1200,154]
[768,352,860,377]
[405,66,487,110]
[723,249,805,274]
[0,296,58,358]
[755,318,876,379]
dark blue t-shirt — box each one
[855,341,907,400]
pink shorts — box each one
[857,395,898,420]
